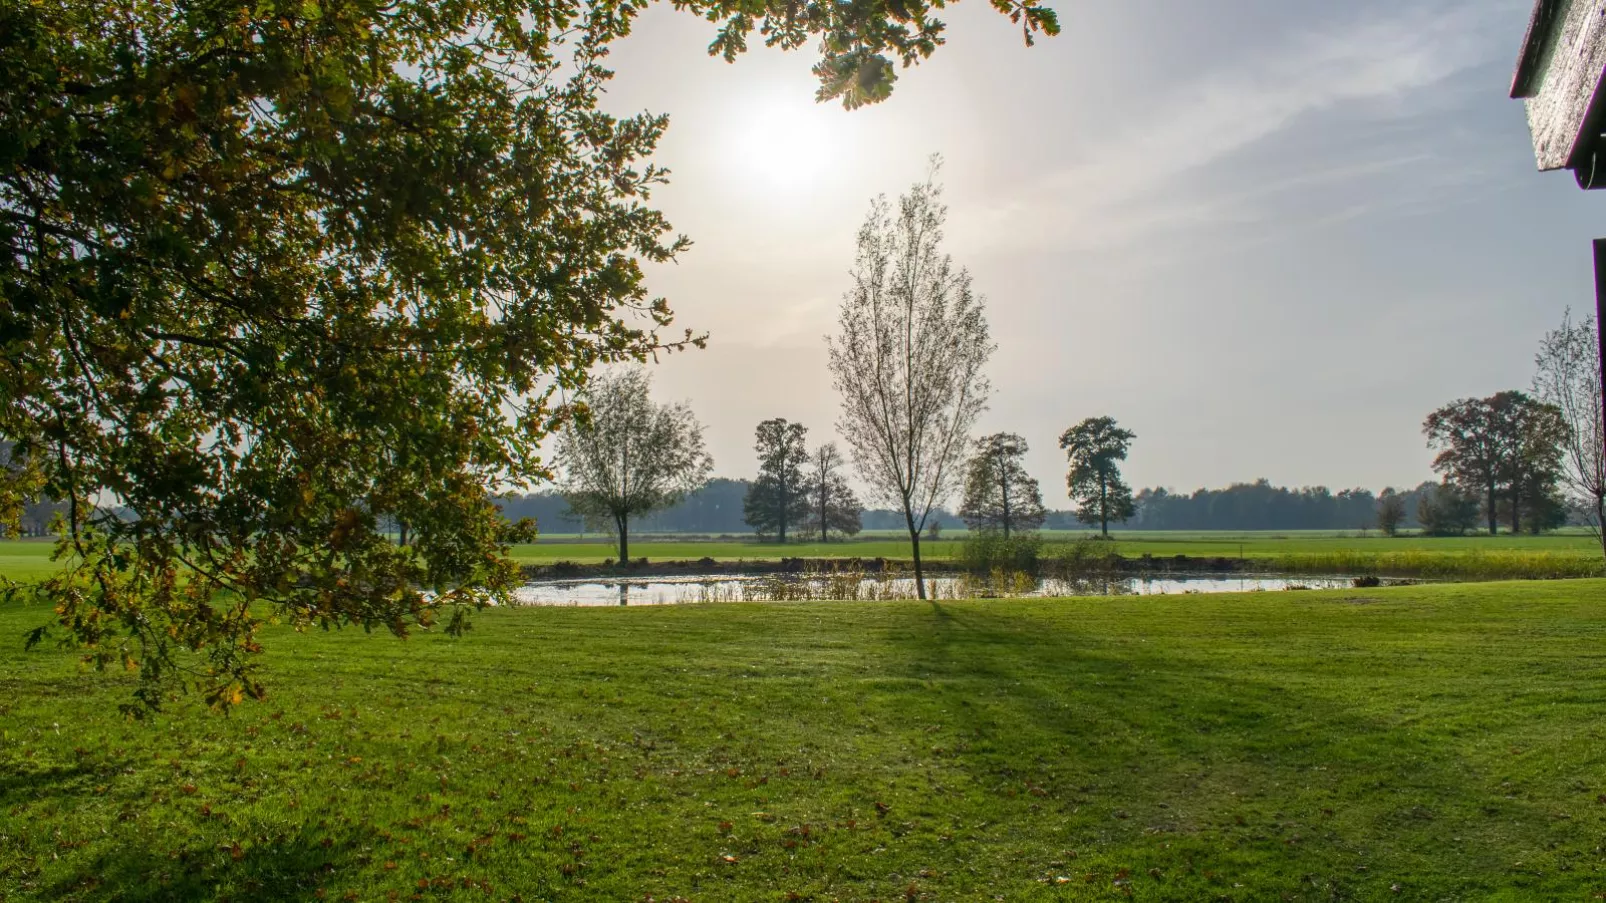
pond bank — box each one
[518,549,1604,582]
[520,553,1267,582]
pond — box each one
[512,572,1365,606]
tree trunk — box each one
[1594,493,1606,558]
[905,508,926,601]
[1594,240,1606,546]
[1000,467,1011,540]
[617,513,629,564]
[1099,477,1109,537]
[1487,481,1498,535]
[779,472,788,544]
[820,478,828,543]
[1590,239,1606,558]
[1509,485,1522,535]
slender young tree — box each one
[828,161,993,599]
[1534,310,1606,556]
[959,433,1046,538]
[743,419,811,542]
[1061,417,1137,536]
[804,443,863,542]
[556,370,712,563]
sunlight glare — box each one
[728,93,842,195]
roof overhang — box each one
[1511,0,1606,187]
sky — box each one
[586,0,1599,497]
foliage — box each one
[1060,416,1137,536]
[8,581,1606,899]
[1417,481,1480,536]
[827,160,992,598]
[742,419,811,542]
[959,432,1046,538]
[958,530,1042,573]
[1424,391,1567,535]
[0,0,1053,710]
[555,369,712,562]
[0,442,61,537]
[801,443,861,541]
[1375,488,1406,536]
[1533,309,1605,557]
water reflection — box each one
[514,572,1357,607]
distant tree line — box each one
[1129,481,1418,532]
[499,478,1537,536]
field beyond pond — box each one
[512,529,1602,558]
[4,531,1601,581]
[4,579,1606,900]
[501,530,1605,580]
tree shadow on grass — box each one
[893,601,1426,753]
[35,828,357,902]
[874,602,1493,835]
[0,759,124,808]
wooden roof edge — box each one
[1512,0,1564,98]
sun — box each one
[728,92,842,194]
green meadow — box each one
[508,529,1599,559]
[0,540,70,581]
[5,529,1601,583]
[5,578,1606,900]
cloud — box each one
[955,2,1520,255]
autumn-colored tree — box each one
[1424,391,1566,535]
[0,0,1054,709]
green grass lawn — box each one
[5,579,1606,900]
[0,539,69,581]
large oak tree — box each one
[0,0,1056,709]
[1060,416,1136,537]
[1424,391,1566,535]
